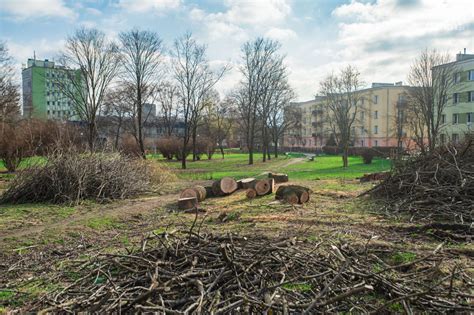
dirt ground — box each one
[0,179,473,310]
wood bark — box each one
[180,185,207,201]
[268,173,289,183]
[246,188,257,199]
[276,185,311,204]
[251,179,274,196]
[212,177,238,196]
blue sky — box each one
[1,0,473,101]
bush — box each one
[120,134,142,157]
[360,148,375,164]
[0,120,85,172]
[156,136,187,160]
[0,122,31,172]
[0,150,153,204]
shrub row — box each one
[156,136,216,160]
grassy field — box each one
[153,153,392,180]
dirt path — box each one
[0,193,178,242]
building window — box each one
[360,111,364,120]
[468,113,473,123]
[374,140,379,147]
[441,114,446,124]
[454,72,461,83]
[360,126,364,134]
[469,70,474,81]
[47,101,50,105]
[453,93,460,104]
[453,113,459,124]
[373,95,378,104]
[440,134,446,144]
[361,140,364,147]
[374,125,378,134]
[374,110,378,119]
[469,91,474,102]
[452,133,459,143]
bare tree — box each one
[407,49,455,153]
[58,28,120,151]
[319,65,363,167]
[119,29,164,159]
[268,83,297,157]
[155,81,180,137]
[238,38,282,165]
[0,41,20,124]
[172,32,227,169]
[101,85,134,149]
[202,94,236,159]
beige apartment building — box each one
[434,51,474,143]
[284,82,415,151]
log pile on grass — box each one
[366,138,474,223]
[29,232,472,313]
[0,150,153,205]
[276,185,311,204]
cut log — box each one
[178,197,198,210]
[204,185,214,198]
[240,178,256,189]
[268,173,289,183]
[212,177,238,196]
[251,179,272,196]
[246,188,257,199]
[275,185,311,204]
[180,185,207,202]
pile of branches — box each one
[0,150,151,204]
[367,138,473,223]
[29,232,471,313]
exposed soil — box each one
[0,179,472,312]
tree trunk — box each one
[342,148,348,168]
[192,129,197,161]
[181,141,187,169]
[220,145,225,159]
[88,120,96,152]
[114,118,122,150]
[137,89,146,160]
[274,138,278,158]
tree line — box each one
[0,28,459,171]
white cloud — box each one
[265,27,297,41]
[118,0,181,13]
[1,0,75,19]
[219,0,291,26]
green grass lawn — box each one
[152,153,392,180]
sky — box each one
[1,0,473,101]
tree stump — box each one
[212,177,238,196]
[180,185,207,201]
[276,185,311,204]
[246,188,257,199]
[268,173,289,183]
[178,197,198,210]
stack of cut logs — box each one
[178,173,310,210]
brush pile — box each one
[0,150,151,204]
[29,232,471,313]
[367,138,473,223]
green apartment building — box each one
[435,51,474,143]
[22,58,79,120]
